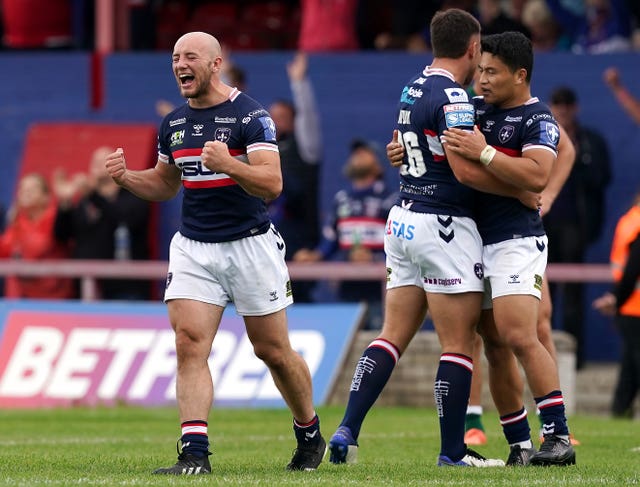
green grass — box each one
[0,405,638,486]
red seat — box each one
[184,2,238,40]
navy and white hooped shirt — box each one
[473,96,560,245]
[157,89,279,243]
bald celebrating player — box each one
[105,31,326,475]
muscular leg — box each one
[168,299,221,423]
[492,294,559,397]
[245,308,326,471]
[537,277,557,363]
[378,285,428,352]
[478,309,525,416]
[245,309,315,423]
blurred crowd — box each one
[0,1,638,393]
[1,0,640,53]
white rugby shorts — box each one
[385,205,484,294]
[482,235,548,309]
[164,226,293,316]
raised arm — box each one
[603,67,640,125]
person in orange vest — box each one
[593,191,640,418]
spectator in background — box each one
[293,140,396,329]
[298,0,359,51]
[521,0,567,51]
[546,86,612,369]
[478,0,531,36]
[603,67,640,124]
[269,52,321,302]
[546,0,633,53]
[0,173,74,298]
[593,191,640,418]
[53,146,152,300]
[373,0,436,51]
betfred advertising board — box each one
[0,300,362,408]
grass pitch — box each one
[0,405,638,486]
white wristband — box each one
[479,145,497,166]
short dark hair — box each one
[430,8,481,59]
[481,32,533,82]
[549,86,578,105]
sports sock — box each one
[435,353,472,461]
[465,405,484,432]
[339,339,400,439]
[180,420,209,457]
[535,390,569,436]
[293,413,321,446]
[499,407,531,445]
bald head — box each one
[174,32,222,61]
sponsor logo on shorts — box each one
[424,276,463,286]
[386,219,415,240]
[534,274,543,291]
[285,280,293,298]
[508,274,521,284]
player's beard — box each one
[181,74,210,100]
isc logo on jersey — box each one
[180,160,215,176]
[443,103,475,129]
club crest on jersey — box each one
[498,125,515,143]
[543,121,560,145]
[215,127,231,143]
[259,116,277,142]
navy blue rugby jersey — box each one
[474,96,560,245]
[157,89,278,243]
[394,66,478,217]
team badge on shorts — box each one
[474,263,484,280]
[165,272,173,289]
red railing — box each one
[0,260,613,302]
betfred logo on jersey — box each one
[0,301,361,408]
[443,103,475,129]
